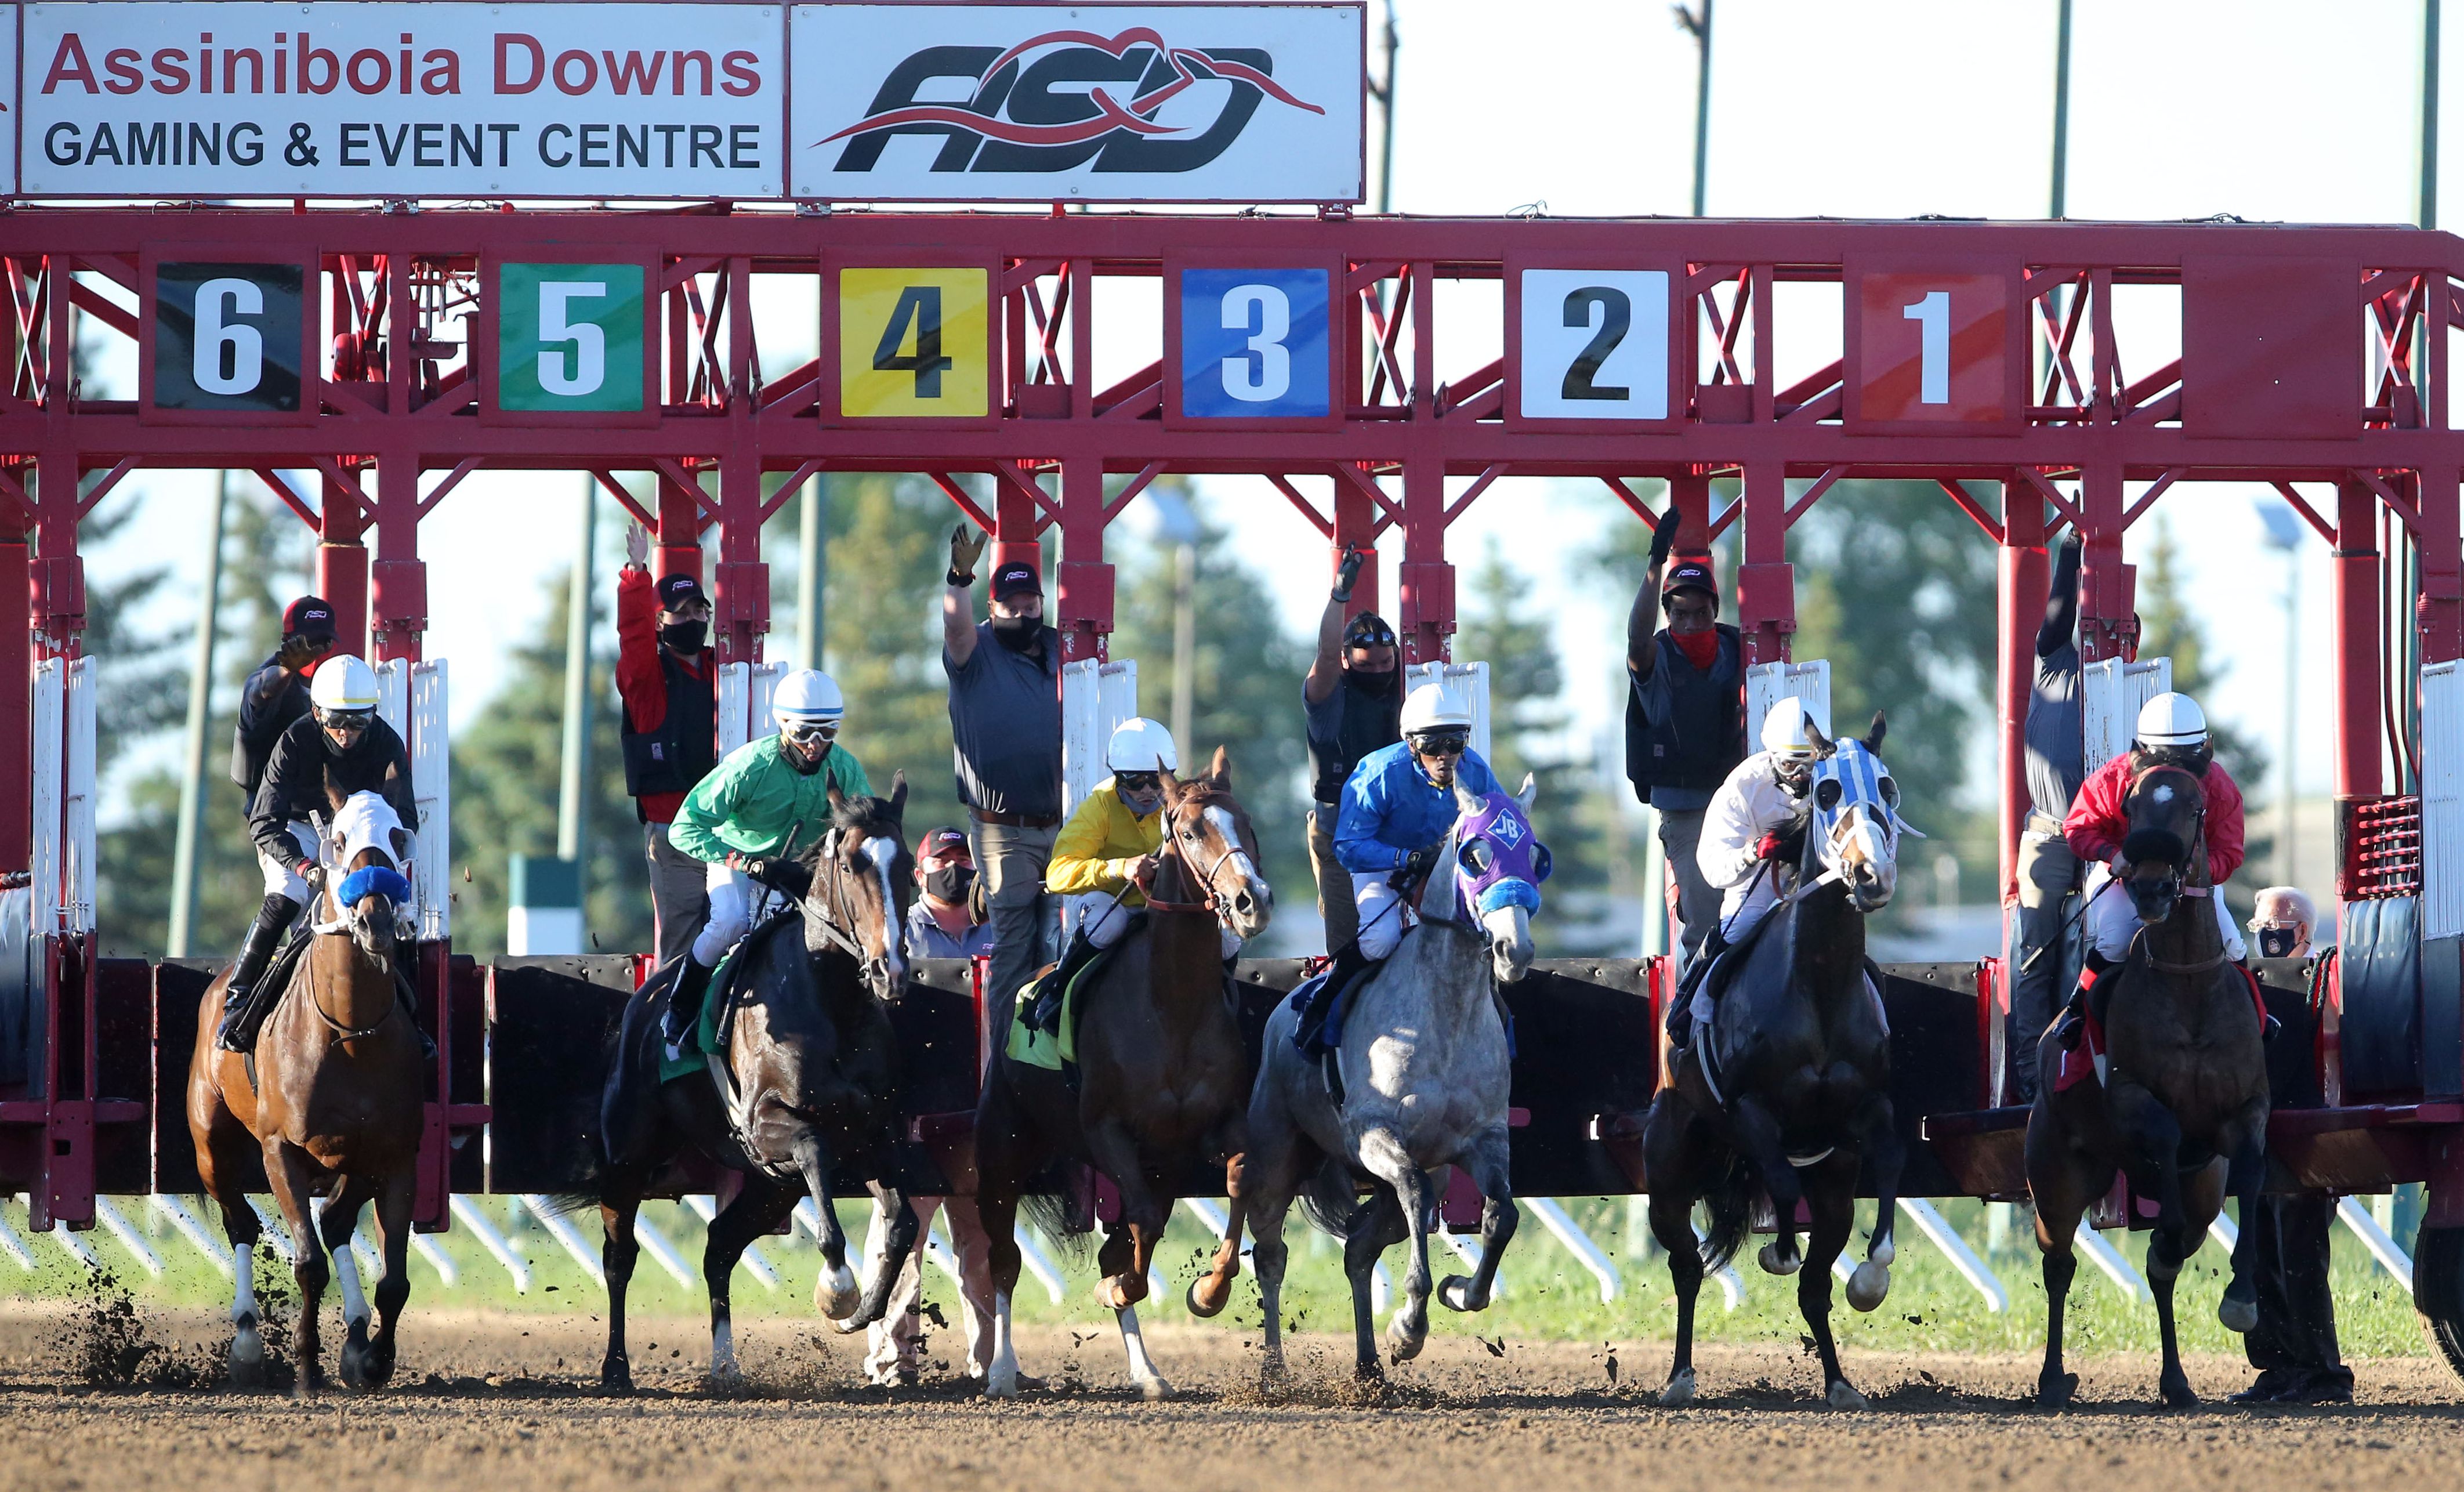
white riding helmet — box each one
[310,655,381,713]
[1399,683,1473,737]
[771,668,845,728]
[1106,716,1178,773]
[2133,691,2208,751]
[1759,699,1819,759]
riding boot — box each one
[1664,929,1729,1049]
[2053,951,2115,1050]
[661,956,716,1055]
[1027,928,1103,1034]
[215,894,303,1052]
[1296,942,1372,1056]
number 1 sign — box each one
[1506,260,1679,431]
[1844,260,2024,433]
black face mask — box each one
[786,739,832,776]
[1345,665,1400,697]
[991,613,1042,652]
[2258,926,2302,959]
[660,620,707,654]
[925,865,974,903]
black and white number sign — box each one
[1517,269,1668,421]
[151,262,305,414]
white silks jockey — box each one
[1664,699,1823,1047]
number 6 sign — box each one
[140,247,316,425]
[481,251,656,425]
[1844,259,2024,433]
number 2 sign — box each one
[1506,260,1678,430]
[1845,260,2023,433]
[481,251,656,425]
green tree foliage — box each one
[2136,516,2269,911]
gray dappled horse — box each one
[1219,776,1541,1381]
[1643,716,1907,1410]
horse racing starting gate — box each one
[0,0,2459,1377]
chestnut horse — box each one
[186,790,423,1391]
[974,748,1273,1400]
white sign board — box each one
[789,3,1365,202]
[2081,656,2171,773]
[2422,659,2463,939]
[1517,269,1669,420]
[20,2,786,199]
[1745,659,1831,750]
[1063,657,1139,818]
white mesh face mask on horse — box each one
[1808,740,1918,914]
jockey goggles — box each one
[780,720,839,747]
[1409,727,1470,758]
[1114,770,1163,794]
[1344,615,1397,650]
[319,706,376,735]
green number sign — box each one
[497,262,646,412]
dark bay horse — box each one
[2026,761,2267,1409]
[1644,717,1908,1410]
[974,748,1273,1400]
[595,777,921,1389]
[187,790,422,1391]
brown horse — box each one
[975,748,1273,1400]
[2026,762,2268,1408]
[186,790,423,1391]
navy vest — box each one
[1624,625,1746,803]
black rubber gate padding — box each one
[485,955,637,1194]
[2342,897,2423,1098]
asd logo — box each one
[822,27,1325,175]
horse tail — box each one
[1296,1154,1358,1239]
[1697,1147,1757,1272]
[1021,1169,1095,1263]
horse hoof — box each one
[340,1346,368,1392]
[1846,1261,1891,1312]
[984,1368,1019,1401]
[229,1330,266,1390]
[1659,1368,1697,1406]
[2161,1378,2200,1410]
[1758,1241,1802,1276]
[358,1339,397,1390]
[1827,1379,1869,1411]
[1386,1320,1427,1363]
[1185,1277,1229,1319]
[1094,1274,1148,1312]
[814,1265,861,1321]
[1135,1373,1175,1403]
[2038,1372,2078,1411]
[600,1359,634,1395]
[2218,1291,2259,1334]
[1437,1276,1487,1313]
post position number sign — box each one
[495,262,649,414]
[1847,267,2016,430]
[1516,269,1670,422]
[148,260,307,417]
[837,267,991,420]
[1173,266,1334,423]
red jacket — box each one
[2063,751,2244,885]
[615,564,713,825]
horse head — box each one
[2119,763,2206,925]
[1449,774,1547,983]
[1805,713,1909,915]
[320,790,414,969]
[814,771,913,1001]
[1158,747,1274,944]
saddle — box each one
[2053,960,2270,1093]
[654,908,801,1085]
[1004,928,1133,1076]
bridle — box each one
[2124,762,2223,973]
[1140,792,1251,922]
[305,860,401,1044]
[805,832,904,998]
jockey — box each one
[1020,716,1183,1030]
[662,668,872,1057]
[218,654,419,1052]
[2055,691,2247,1046]
[1663,699,1822,1049]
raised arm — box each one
[1305,546,1368,704]
[1628,504,1683,679]
[942,524,987,669]
[2038,534,2082,660]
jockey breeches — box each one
[2083,865,2246,963]
[693,863,764,968]
[1716,863,1787,944]
[1351,872,1407,959]
[1066,889,1245,959]
[256,821,316,905]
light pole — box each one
[1369,0,1399,213]
[2050,0,2074,218]
[1148,487,1202,752]
[2256,500,2304,886]
[1675,1,1715,216]
[557,476,595,876]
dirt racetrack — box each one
[1,1303,2459,1492]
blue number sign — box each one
[1179,267,1331,419]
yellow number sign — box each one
[838,267,989,418]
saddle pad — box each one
[1003,933,1126,1072]
[656,910,796,1085]
[2054,963,2269,1093]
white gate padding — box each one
[1745,658,1831,747]
[2422,660,2464,939]
[1062,658,1139,816]
[1403,660,1491,766]
[29,657,96,937]
[715,661,788,758]
[2082,657,2171,773]
[375,659,453,940]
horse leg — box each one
[1438,1124,1519,1314]
[1343,1187,1409,1381]
[1800,1154,1863,1410]
[1111,1205,1176,1402]
[317,1176,376,1390]
[2024,1100,2104,1411]
[1354,1127,1433,1363]
[1643,1098,1708,1405]
[208,1182,269,1388]
[849,1177,920,1333]
[973,1072,1037,1400]
[1239,1098,1312,1384]
[355,1168,414,1390]
[1188,1151,1248,1317]
[1730,1094,1807,1276]
[2216,1102,2270,1334]
[1845,1094,1904,1312]
[599,1168,647,1391]
[2114,1088,2198,1407]
[700,1178,796,1386]
[263,1139,331,1392]
[788,1134,864,1323]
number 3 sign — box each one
[1165,258,1340,430]
[1845,260,2024,433]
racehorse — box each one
[1221,776,1542,1383]
[1642,716,1908,1411]
[2025,761,2267,1409]
[974,748,1273,1400]
[595,777,921,1390]
[186,790,422,1391]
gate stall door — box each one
[716,661,788,758]
[28,656,96,942]
[1746,659,1831,745]
[2082,657,2172,769]
[376,659,452,941]
[1405,661,1491,766]
[1063,659,1140,816]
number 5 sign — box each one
[1844,259,2024,433]
[140,248,316,425]
[482,253,655,425]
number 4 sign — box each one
[1845,260,2024,433]
[482,253,655,425]
[827,259,995,425]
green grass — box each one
[2,1193,2434,1363]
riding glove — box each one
[1648,502,1684,566]
[1398,845,1440,885]
[1331,546,1367,603]
[738,856,813,900]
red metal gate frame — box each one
[2,211,2458,1228]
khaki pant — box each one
[969,816,1056,1056]
[643,821,709,970]
[1307,805,1358,955]
[2010,820,2081,1101]
[1656,806,1721,972]
[861,1194,997,1383]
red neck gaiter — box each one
[1671,629,1720,671]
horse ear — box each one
[1454,779,1484,816]
[1864,712,1887,753]
[1804,715,1835,755]
[889,769,909,816]
[828,784,848,814]
[1208,744,1231,788]
[1515,772,1538,812]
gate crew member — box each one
[1302,546,1403,956]
[1295,685,1503,1050]
[2009,535,2086,1102]
[941,527,1064,1046]
[217,655,419,1051]
[230,595,338,806]
[2057,690,2248,1044]
[903,827,996,960]
[1664,700,1821,1049]
[617,525,720,970]
[2234,887,2352,1405]
[661,669,871,1058]
[1625,505,1746,973]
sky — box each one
[85,0,2455,828]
